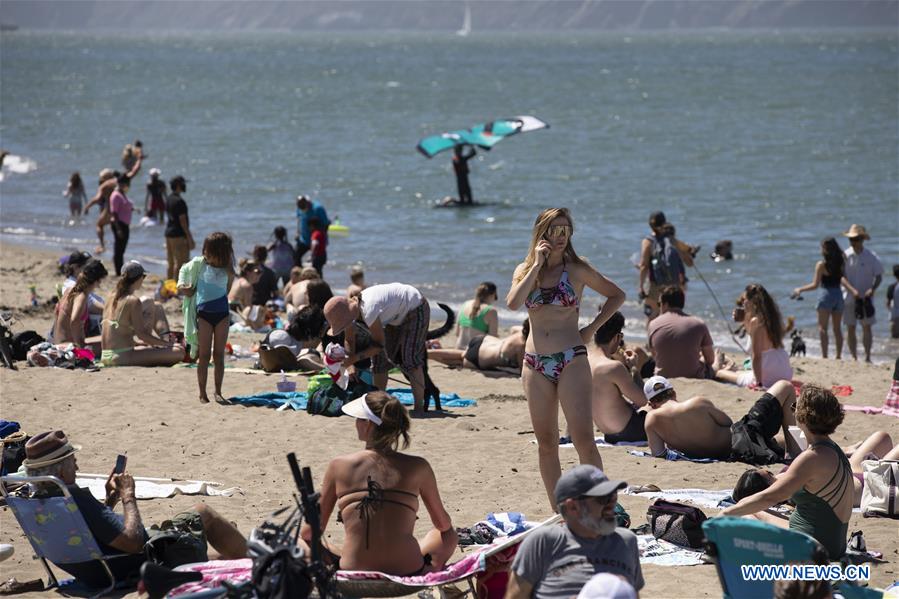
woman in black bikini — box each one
[305,392,457,575]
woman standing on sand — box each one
[716,283,793,388]
[507,208,625,507]
[793,238,856,359]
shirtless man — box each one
[586,312,648,444]
[285,267,320,314]
[427,320,528,374]
[643,376,800,461]
[82,169,117,253]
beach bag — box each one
[646,499,707,549]
[729,420,785,466]
[860,460,898,519]
[145,511,208,568]
[649,234,684,287]
[307,384,346,417]
[305,373,333,397]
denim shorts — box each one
[816,286,844,313]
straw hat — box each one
[22,430,80,469]
[842,224,870,240]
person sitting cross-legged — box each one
[18,430,247,589]
[505,465,643,599]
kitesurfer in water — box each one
[452,145,476,205]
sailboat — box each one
[456,2,471,36]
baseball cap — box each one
[149,167,161,177]
[554,465,626,506]
[67,250,91,268]
[643,375,673,401]
[577,573,637,599]
[121,261,146,280]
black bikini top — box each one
[337,477,418,549]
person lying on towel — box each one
[643,376,802,463]
[301,392,457,575]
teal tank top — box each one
[788,439,850,559]
[457,301,491,333]
[196,262,229,312]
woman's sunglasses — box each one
[545,225,572,239]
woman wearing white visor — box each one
[302,391,457,575]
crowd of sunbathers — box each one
[12,205,899,598]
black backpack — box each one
[649,235,684,287]
[252,547,313,599]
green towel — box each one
[178,256,205,359]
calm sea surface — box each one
[1,30,897,360]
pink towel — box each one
[169,559,253,596]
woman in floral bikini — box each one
[507,208,625,508]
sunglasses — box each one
[545,225,572,239]
[849,237,863,242]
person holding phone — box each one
[506,208,625,508]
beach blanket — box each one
[637,534,705,566]
[624,487,732,510]
[843,404,899,418]
[75,473,242,501]
[628,449,718,463]
[228,389,477,411]
[531,436,647,448]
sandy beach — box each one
[1,241,896,597]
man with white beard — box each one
[504,466,644,599]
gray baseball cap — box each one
[554,465,627,506]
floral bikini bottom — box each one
[524,345,587,384]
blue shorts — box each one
[816,286,844,313]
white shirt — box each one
[360,283,422,327]
[843,247,883,298]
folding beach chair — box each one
[0,475,132,598]
[702,516,824,599]
[334,514,563,598]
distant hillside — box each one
[1,0,896,31]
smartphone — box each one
[114,454,127,475]
[733,307,746,323]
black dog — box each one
[790,329,807,357]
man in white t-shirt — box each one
[841,224,883,363]
[324,283,430,414]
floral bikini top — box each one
[525,265,579,309]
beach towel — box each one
[623,487,731,510]
[75,473,242,500]
[637,534,705,567]
[532,436,647,448]
[486,512,528,535]
[177,256,204,359]
[228,389,477,411]
[628,449,718,463]
[754,380,853,397]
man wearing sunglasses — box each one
[505,466,643,599]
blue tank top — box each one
[197,262,229,313]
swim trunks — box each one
[604,407,647,444]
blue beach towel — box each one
[228,388,477,411]
[628,449,719,463]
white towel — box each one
[76,473,242,501]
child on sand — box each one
[178,232,235,404]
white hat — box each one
[577,573,637,599]
[149,168,161,177]
[643,375,673,401]
[341,395,382,425]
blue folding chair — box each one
[0,475,132,598]
[702,517,824,599]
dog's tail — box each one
[427,303,455,340]
[784,316,796,335]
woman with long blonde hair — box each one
[507,208,625,506]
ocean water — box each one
[1,30,897,361]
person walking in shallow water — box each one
[452,145,476,204]
[507,207,625,508]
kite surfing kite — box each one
[417,115,549,206]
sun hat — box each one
[22,430,80,469]
[341,394,382,426]
[324,296,355,336]
[122,261,146,280]
[554,465,627,506]
[842,224,870,240]
[643,375,674,401]
[577,573,637,599]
